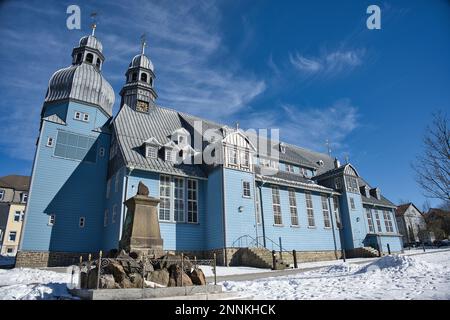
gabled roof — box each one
[358,177,396,208]
[0,175,31,191]
[143,137,162,146]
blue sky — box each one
[0,0,449,208]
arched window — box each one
[85,53,94,64]
[76,53,82,63]
[150,77,153,86]
[96,58,101,69]
[132,72,137,81]
[140,73,148,82]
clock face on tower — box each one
[136,100,149,112]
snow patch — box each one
[356,255,435,274]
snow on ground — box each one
[222,250,450,300]
[0,267,77,300]
[202,266,270,277]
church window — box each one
[159,175,171,221]
[140,73,148,82]
[242,181,251,198]
[227,148,238,166]
[187,179,198,223]
[99,147,105,157]
[96,58,101,69]
[289,189,299,226]
[305,191,315,227]
[132,72,137,81]
[321,195,331,228]
[85,53,94,64]
[54,131,97,163]
[272,187,282,225]
[146,146,157,159]
[349,197,356,210]
[74,111,81,120]
[76,53,82,63]
[374,209,382,232]
[174,178,185,222]
[46,137,54,147]
[383,210,394,233]
[366,208,375,233]
[83,113,89,122]
[79,217,85,228]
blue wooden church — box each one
[17,32,403,267]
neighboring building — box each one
[17,31,403,267]
[0,175,30,256]
[395,203,431,244]
[425,208,450,240]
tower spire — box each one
[141,33,147,55]
[90,12,97,36]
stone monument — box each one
[119,181,163,258]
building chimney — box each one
[334,157,341,169]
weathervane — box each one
[325,139,332,156]
[90,12,97,36]
[141,33,147,55]
[235,121,240,130]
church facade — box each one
[17,32,403,267]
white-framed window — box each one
[174,177,185,222]
[79,217,85,228]
[335,178,341,190]
[187,179,198,223]
[104,209,108,227]
[106,179,111,199]
[21,193,27,203]
[349,197,356,210]
[21,212,25,221]
[46,137,54,147]
[286,164,294,173]
[83,113,89,122]
[305,191,315,227]
[333,196,341,228]
[74,111,82,120]
[272,187,282,225]
[383,210,394,233]
[48,214,55,226]
[241,151,250,168]
[165,149,173,162]
[14,211,21,222]
[260,158,270,167]
[178,136,184,144]
[146,146,157,159]
[99,147,105,157]
[242,181,251,198]
[288,188,298,226]
[374,209,382,232]
[8,231,17,242]
[159,175,171,221]
[112,205,117,223]
[366,208,375,233]
[321,195,331,228]
[0,189,4,200]
[227,148,238,166]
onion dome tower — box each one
[43,25,115,117]
[119,35,157,113]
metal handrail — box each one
[232,235,294,258]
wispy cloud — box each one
[240,99,359,157]
[289,49,364,78]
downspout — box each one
[221,166,228,266]
[327,195,339,259]
[119,166,133,241]
[252,173,259,247]
[258,180,267,248]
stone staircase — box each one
[239,248,290,270]
[359,246,380,258]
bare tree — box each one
[413,111,450,202]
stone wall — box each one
[15,251,98,268]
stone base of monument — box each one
[69,284,225,300]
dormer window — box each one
[280,143,286,154]
[165,149,173,162]
[146,146,157,159]
[178,136,184,144]
[85,53,94,64]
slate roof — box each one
[0,175,31,191]
[358,177,396,208]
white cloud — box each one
[289,49,364,78]
[240,99,359,156]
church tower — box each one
[119,36,157,113]
[17,28,115,267]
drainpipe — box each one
[327,195,339,259]
[252,173,259,247]
[120,166,134,240]
[258,180,267,248]
[221,166,228,266]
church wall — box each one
[260,185,341,252]
[205,168,225,250]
